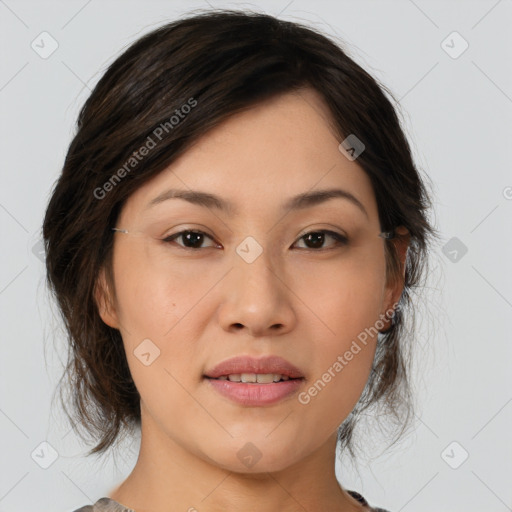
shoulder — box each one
[347,489,391,512]
[70,497,135,512]
[71,505,93,512]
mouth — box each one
[203,355,306,405]
[203,374,305,406]
[205,373,303,383]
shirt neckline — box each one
[97,489,371,511]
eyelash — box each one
[161,229,349,252]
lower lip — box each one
[204,377,304,406]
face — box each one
[97,87,406,474]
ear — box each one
[380,226,410,331]
[94,267,119,329]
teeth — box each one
[216,373,292,383]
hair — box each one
[43,8,439,460]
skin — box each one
[96,87,409,512]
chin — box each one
[202,442,301,475]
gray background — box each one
[1,1,511,511]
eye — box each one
[162,230,219,249]
[293,230,348,250]
[162,229,348,251]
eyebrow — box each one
[145,187,368,218]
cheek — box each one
[294,246,387,335]
[111,264,200,422]
[292,251,386,415]
[297,346,374,436]
[111,244,198,338]
[111,243,209,360]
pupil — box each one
[305,232,324,249]
[184,232,203,248]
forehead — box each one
[120,87,379,225]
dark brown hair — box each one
[43,9,438,459]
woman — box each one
[43,9,437,512]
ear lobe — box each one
[94,267,119,329]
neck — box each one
[109,410,365,512]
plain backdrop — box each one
[0,1,511,511]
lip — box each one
[203,355,305,407]
[205,377,304,406]
[204,355,305,379]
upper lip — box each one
[204,355,304,379]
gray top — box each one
[71,490,390,511]
[71,497,135,512]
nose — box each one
[217,247,296,338]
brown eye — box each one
[163,230,218,249]
[293,230,348,250]
[161,229,348,251]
